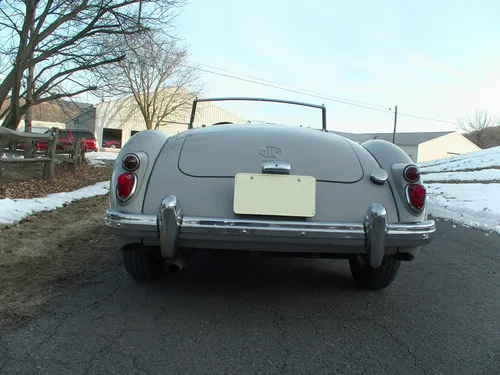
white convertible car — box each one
[105,97,436,289]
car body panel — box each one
[177,124,363,183]
[362,139,427,223]
[110,130,170,215]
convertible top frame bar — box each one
[187,97,327,131]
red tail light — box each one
[406,184,426,212]
[122,154,140,171]
[117,172,136,201]
[404,165,420,182]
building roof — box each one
[1,98,92,124]
[330,130,454,145]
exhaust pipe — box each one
[167,249,192,274]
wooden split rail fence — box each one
[0,127,86,181]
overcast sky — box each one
[175,0,500,133]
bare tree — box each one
[458,109,499,148]
[98,32,203,130]
[0,0,186,130]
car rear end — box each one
[107,125,434,262]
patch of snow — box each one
[419,146,500,173]
[0,181,110,225]
[418,147,500,233]
[421,169,500,183]
[426,183,500,234]
[1,153,24,160]
[85,151,118,166]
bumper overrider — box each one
[105,195,436,268]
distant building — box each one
[331,130,481,163]
[9,120,65,132]
[0,98,91,129]
[66,90,246,150]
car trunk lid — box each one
[177,124,364,183]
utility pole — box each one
[392,105,398,144]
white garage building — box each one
[331,130,481,163]
[66,92,246,150]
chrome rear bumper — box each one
[105,195,436,268]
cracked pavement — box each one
[1,220,499,374]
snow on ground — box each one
[419,145,500,173]
[425,184,500,233]
[0,153,24,159]
[421,169,500,183]
[418,146,500,233]
[0,181,110,225]
[86,151,118,166]
[2,151,119,165]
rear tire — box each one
[123,246,165,281]
[349,256,401,290]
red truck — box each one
[19,129,99,152]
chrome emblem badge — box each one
[258,146,282,158]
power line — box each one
[191,64,458,126]
[197,63,389,110]
[191,66,393,114]
[398,112,457,125]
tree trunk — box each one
[1,111,20,131]
[8,61,23,130]
[24,64,35,158]
[0,71,15,109]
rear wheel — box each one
[349,255,401,290]
[123,245,165,281]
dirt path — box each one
[0,195,119,334]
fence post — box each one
[80,138,86,165]
[30,141,35,159]
[43,127,58,181]
[0,138,5,179]
[77,139,84,166]
[81,139,86,165]
[71,138,79,173]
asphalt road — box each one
[1,220,499,375]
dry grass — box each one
[0,195,119,335]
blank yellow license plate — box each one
[233,173,316,217]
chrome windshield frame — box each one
[187,97,327,131]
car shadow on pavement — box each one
[107,250,379,330]
[151,250,359,293]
